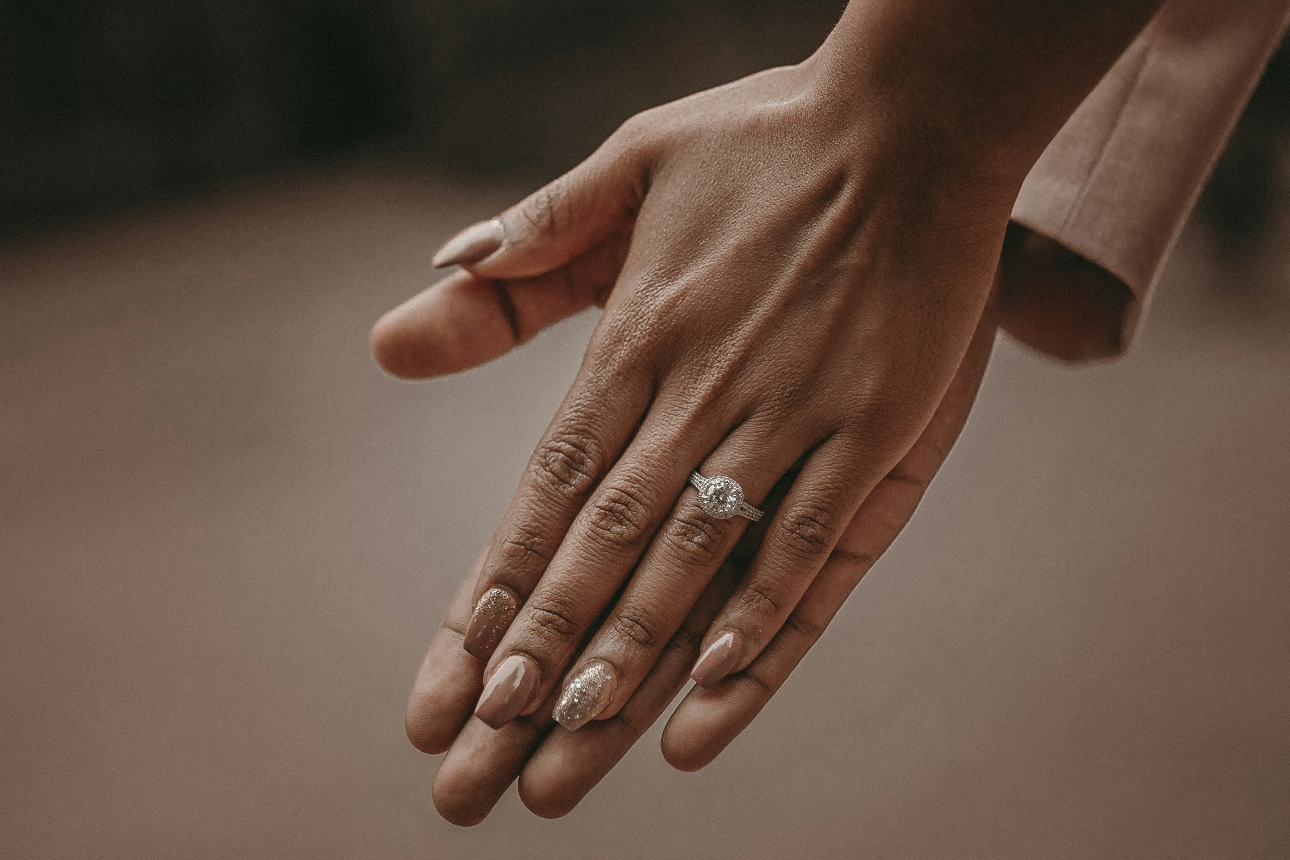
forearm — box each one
[810,0,1164,188]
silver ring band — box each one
[689,472,764,522]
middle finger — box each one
[470,398,736,729]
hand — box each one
[376,58,1011,820]
[375,0,1159,822]
[380,281,997,823]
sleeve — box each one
[1010,0,1290,354]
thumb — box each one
[432,127,650,279]
[372,227,631,379]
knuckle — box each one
[666,622,704,655]
[740,575,792,617]
[781,610,824,642]
[520,178,567,239]
[584,484,654,549]
[755,376,810,421]
[523,593,585,644]
[609,111,657,158]
[499,521,555,569]
[587,309,652,372]
[660,511,729,567]
[776,502,842,563]
[612,112,648,144]
[610,605,660,650]
[525,595,581,642]
[529,432,601,502]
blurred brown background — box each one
[2,3,1289,858]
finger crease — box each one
[737,668,776,700]
[745,583,784,615]
[828,546,876,570]
[781,611,824,643]
[668,624,705,655]
[490,280,523,344]
[513,714,552,742]
[501,525,556,568]
[612,709,648,738]
[528,603,580,639]
[613,612,656,650]
[560,262,579,306]
[883,469,928,490]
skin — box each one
[397,301,998,824]
[373,0,1162,825]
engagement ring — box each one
[689,472,764,522]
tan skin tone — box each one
[373,0,1161,824]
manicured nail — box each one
[463,587,518,659]
[474,654,540,729]
[552,661,617,732]
[432,219,504,268]
[690,630,743,688]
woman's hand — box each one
[388,300,998,824]
[382,60,1010,735]
[374,0,1161,823]
[378,61,1014,829]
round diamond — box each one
[699,475,743,519]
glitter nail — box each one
[463,586,519,658]
[552,661,617,731]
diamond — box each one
[698,475,743,519]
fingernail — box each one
[463,587,519,659]
[474,654,540,729]
[432,219,504,268]
[690,631,743,688]
[552,661,617,732]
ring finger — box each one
[541,418,823,730]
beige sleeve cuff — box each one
[1011,0,1290,352]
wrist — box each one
[800,0,1160,194]
[800,36,1032,197]
[786,48,1023,243]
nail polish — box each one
[690,630,743,688]
[552,661,617,731]
[432,219,504,268]
[474,654,539,729]
[463,587,518,659]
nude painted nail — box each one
[552,661,617,732]
[690,631,743,688]
[463,587,518,659]
[474,654,539,729]
[432,219,504,268]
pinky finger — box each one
[660,298,1000,771]
[658,473,912,771]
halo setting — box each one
[689,472,764,522]
[698,475,744,519]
